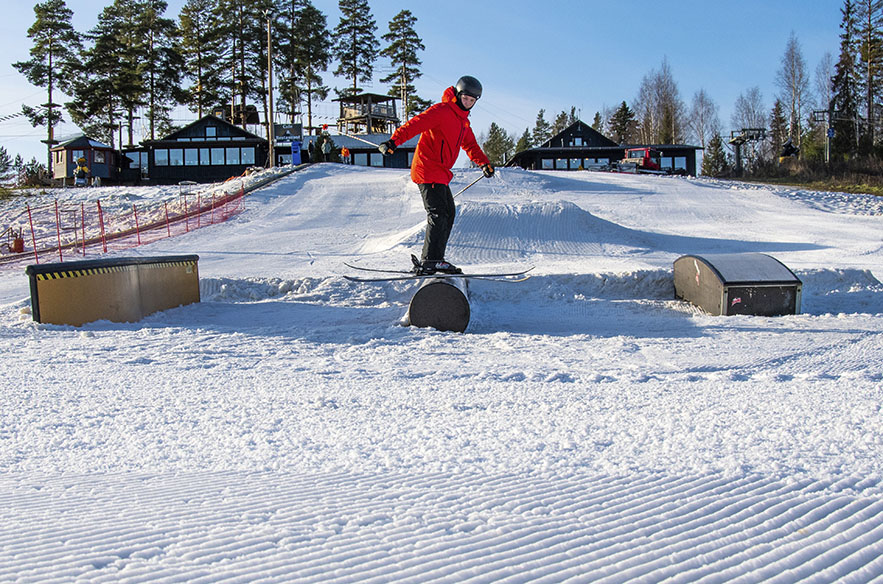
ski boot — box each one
[411,255,462,275]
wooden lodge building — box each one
[507,120,701,176]
[121,115,270,185]
[51,135,122,185]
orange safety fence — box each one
[0,184,245,268]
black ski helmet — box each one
[455,76,482,99]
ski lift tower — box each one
[729,128,766,176]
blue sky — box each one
[1,0,843,163]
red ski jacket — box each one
[389,86,490,185]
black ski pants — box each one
[418,182,456,261]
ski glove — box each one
[379,140,396,156]
[482,164,495,178]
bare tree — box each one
[732,86,767,129]
[686,89,721,149]
[815,52,835,111]
[634,57,686,144]
[731,87,767,163]
[775,32,811,148]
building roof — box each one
[148,114,266,144]
[539,120,619,148]
[332,93,398,104]
[51,134,113,151]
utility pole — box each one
[266,10,275,167]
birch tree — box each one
[774,32,810,149]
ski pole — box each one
[453,174,485,199]
[339,132,383,147]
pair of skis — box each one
[343,256,533,283]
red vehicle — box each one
[620,147,664,173]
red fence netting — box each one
[0,182,245,268]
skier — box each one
[379,75,494,275]
[73,157,90,187]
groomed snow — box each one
[1,165,882,582]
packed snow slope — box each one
[1,165,882,582]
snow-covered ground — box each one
[1,165,882,582]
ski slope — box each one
[1,165,882,582]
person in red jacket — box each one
[379,75,494,275]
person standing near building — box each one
[73,156,90,187]
[379,75,494,275]
[340,146,351,164]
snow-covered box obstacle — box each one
[674,253,802,316]
[25,255,200,326]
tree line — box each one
[480,0,883,177]
[13,0,429,170]
[12,0,883,178]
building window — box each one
[155,149,169,166]
[353,152,368,166]
[71,150,85,162]
[542,159,553,169]
[226,147,240,165]
[185,149,199,166]
[660,156,673,170]
[675,156,687,171]
[211,147,225,165]
[570,158,581,169]
[370,153,383,167]
[140,152,149,178]
[573,137,583,146]
[556,158,568,169]
[169,149,184,166]
[200,148,210,166]
[126,152,140,168]
[205,126,217,138]
[241,147,255,165]
[94,151,106,164]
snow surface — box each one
[1,165,882,582]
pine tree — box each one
[380,10,425,120]
[179,0,225,118]
[701,132,729,177]
[67,0,142,147]
[831,0,861,156]
[276,0,332,132]
[608,101,636,144]
[591,112,604,134]
[531,109,552,146]
[0,146,13,186]
[136,0,185,140]
[856,0,883,150]
[332,0,378,96]
[769,99,790,156]
[215,0,268,128]
[514,128,532,152]
[480,123,515,166]
[13,0,82,169]
[551,111,568,135]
